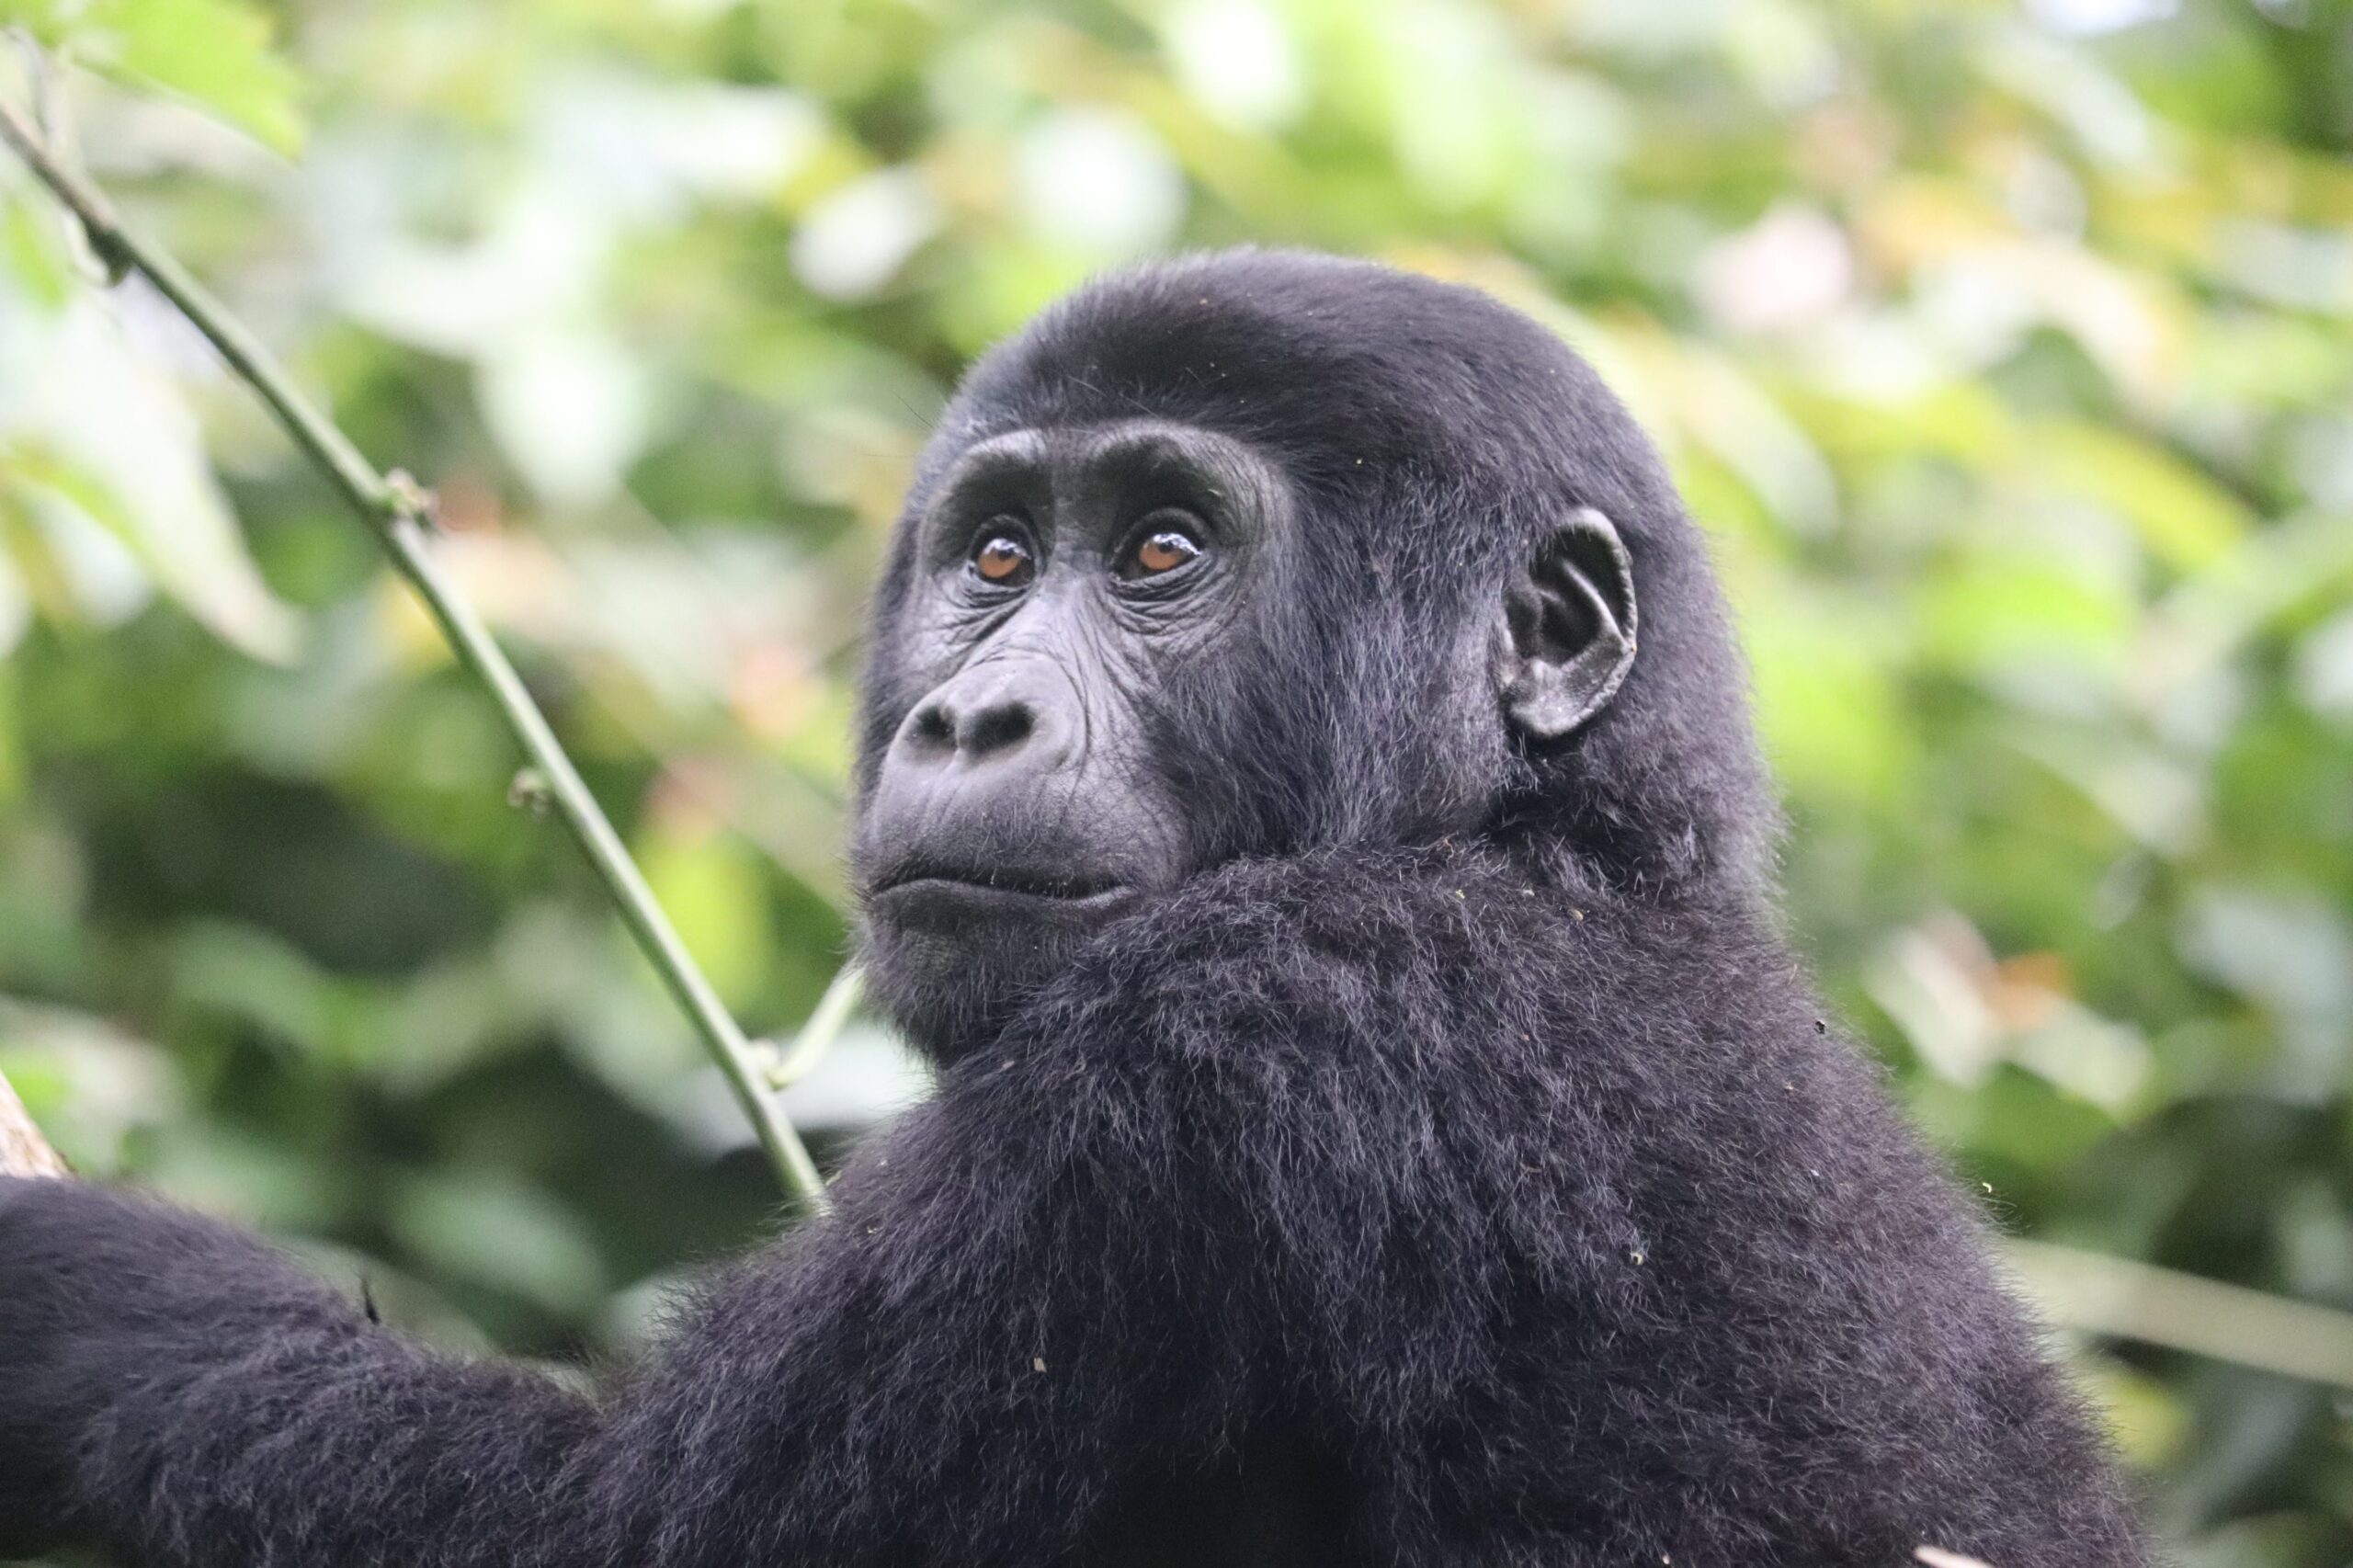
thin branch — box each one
[2008,1237,2353,1390]
[0,1065,69,1179]
[767,965,864,1089]
[0,85,829,1212]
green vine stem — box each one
[766,965,863,1089]
[0,86,830,1212]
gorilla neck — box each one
[870,823,1773,1065]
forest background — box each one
[2,0,2351,1562]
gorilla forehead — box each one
[912,250,1673,551]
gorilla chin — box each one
[857,850,1158,1058]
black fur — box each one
[0,250,2147,1566]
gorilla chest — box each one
[1088,1434,1351,1567]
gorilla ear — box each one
[1496,506,1638,742]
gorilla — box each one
[0,250,2147,1567]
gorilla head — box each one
[851,250,1775,1054]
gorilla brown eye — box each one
[1119,524,1203,580]
[972,529,1034,585]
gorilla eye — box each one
[1119,520,1204,581]
[971,528,1035,586]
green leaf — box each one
[1,433,302,664]
[1742,581,1917,806]
[391,1170,608,1313]
[6,0,305,154]
[637,820,777,1012]
[2039,423,2249,575]
[0,194,72,311]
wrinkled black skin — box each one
[0,251,2150,1568]
[852,417,1302,1053]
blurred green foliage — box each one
[2,0,2351,1562]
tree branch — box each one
[0,85,830,1212]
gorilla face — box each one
[850,421,1290,1040]
[851,261,1646,1060]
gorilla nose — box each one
[894,668,1070,769]
[908,694,1032,759]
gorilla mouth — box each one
[867,863,1134,906]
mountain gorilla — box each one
[0,250,2146,1567]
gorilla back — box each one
[0,250,2148,1568]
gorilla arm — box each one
[0,1181,597,1561]
[0,870,1368,1568]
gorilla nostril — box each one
[907,702,957,753]
[962,701,1034,757]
